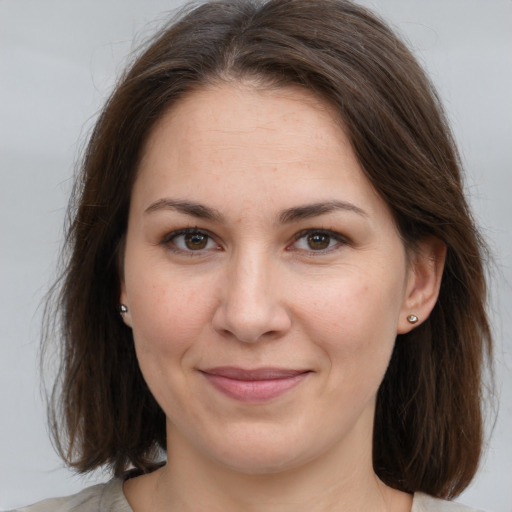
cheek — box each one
[126,263,216,356]
[293,271,403,373]
[298,275,400,333]
[126,269,218,412]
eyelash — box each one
[288,229,350,255]
[160,227,349,256]
[160,228,220,256]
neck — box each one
[137,425,411,512]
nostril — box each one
[211,301,292,344]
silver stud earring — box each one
[407,314,419,324]
[119,304,128,317]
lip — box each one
[200,367,311,403]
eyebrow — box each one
[278,200,367,223]
[144,198,366,223]
[144,199,225,222]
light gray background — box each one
[1,0,511,510]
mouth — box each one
[199,367,311,403]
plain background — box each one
[1,0,511,510]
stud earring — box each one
[119,304,128,317]
[407,314,419,324]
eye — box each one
[164,229,219,253]
[290,230,347,252]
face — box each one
[121,83,420,475]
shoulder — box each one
[7,479,132,512]
[412,492,484,512]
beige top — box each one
[9,479,484,512]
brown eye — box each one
[166,229,218,253]
[290,229,347,253]
[184,232,209,250]
[307,232,331,250]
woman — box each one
[13,0,492,510]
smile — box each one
[200,367,311,403]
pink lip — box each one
[200,367,310,403]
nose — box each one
[211,250,292,343]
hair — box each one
[44,0,492,499]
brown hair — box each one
[45,0,492,498]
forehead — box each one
[140,82,348,163]
[132,82,387,221]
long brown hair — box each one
[45,0,492,498]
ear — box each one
[117,235,132,328]
[119,276,133,328]
[398,236,446,334]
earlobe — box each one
[398,236,446,334]
[406,314,419,325]
[119,282,133,328]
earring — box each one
[407,314,419,324]
[119,304,128,317]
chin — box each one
[198,424,323,476]
[214,448,310,476]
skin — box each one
[120,83,445,512]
